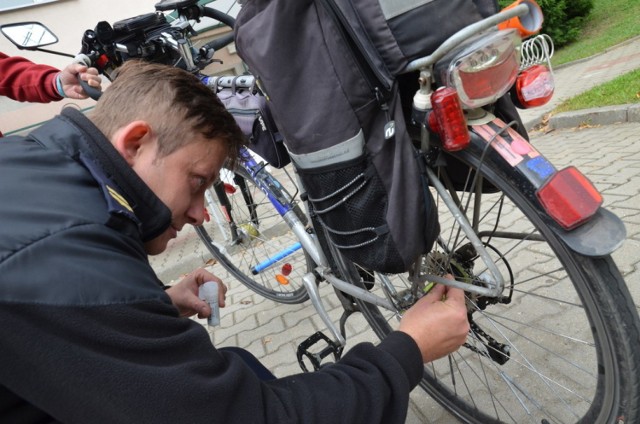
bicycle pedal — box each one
[296,331,343,372]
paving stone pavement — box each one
[149,39,640,423]
[149,121,640,423]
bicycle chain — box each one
[465,320,511,365]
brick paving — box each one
[149,39,640,423]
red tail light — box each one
[430,87,470,151]
[536,166,602,230]
[513,64,554,108]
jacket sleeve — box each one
[0,227,424,424]
[0,52,62,102]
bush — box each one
[497,0,594,47]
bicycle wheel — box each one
[195,166,312,304]
[331,147,640,423]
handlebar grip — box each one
[73,53,102,100]
[78,75,102,100]
[201,33,235,53]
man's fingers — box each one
[423,283,446,301]
[442,286,466,304]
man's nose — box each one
[187,198,206,226]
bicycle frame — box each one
[224,148,397,345]
[203,1,602,350]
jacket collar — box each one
[47,108,172,242]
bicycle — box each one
[188,4,640,421]
[5,0,638,421]
[196,141,314,304]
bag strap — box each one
[231,76,239,94]
[316,0,397,141]
[317,0,392,97]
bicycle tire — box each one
[195,167,312,304]
[331,148,640,423]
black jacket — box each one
[0,108,423,423]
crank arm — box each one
[302,272,346,346]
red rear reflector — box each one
[536,166,603,230]
[281,263,292,276]
[224,183,236,194]
[430,87,470,151]
[514,64,554,108]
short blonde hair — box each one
[89,60,244,167]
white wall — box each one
[1,0,214,134]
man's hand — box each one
[398,275,469,363]
[58,63,102,99]
[165,268,227,318]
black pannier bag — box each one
[235,0,490,273]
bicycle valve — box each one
[199,281,220,327]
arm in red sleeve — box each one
[0,52,62,103]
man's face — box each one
[133,136,227,255]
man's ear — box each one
[112,121,154,166]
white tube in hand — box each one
[199,281,220,327]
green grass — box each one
[546,0,640,113]
[554,68,640,113]
[551,0,640,67]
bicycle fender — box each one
[468,119,626,257]
[548,207,626,257]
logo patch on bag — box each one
[384,121,396,140]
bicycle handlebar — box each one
[76,3,237,101]
[199,6,236,54]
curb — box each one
[524,104,640,132]
[548,103,640,130]
[552,35,640,71]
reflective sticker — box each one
[511,138,532,155]
[526,156,555,180]
[478,119,555,186]
[472,124,524,167]
[500,123,539,159]
[378,0,435,19]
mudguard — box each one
[468,118,626,257]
